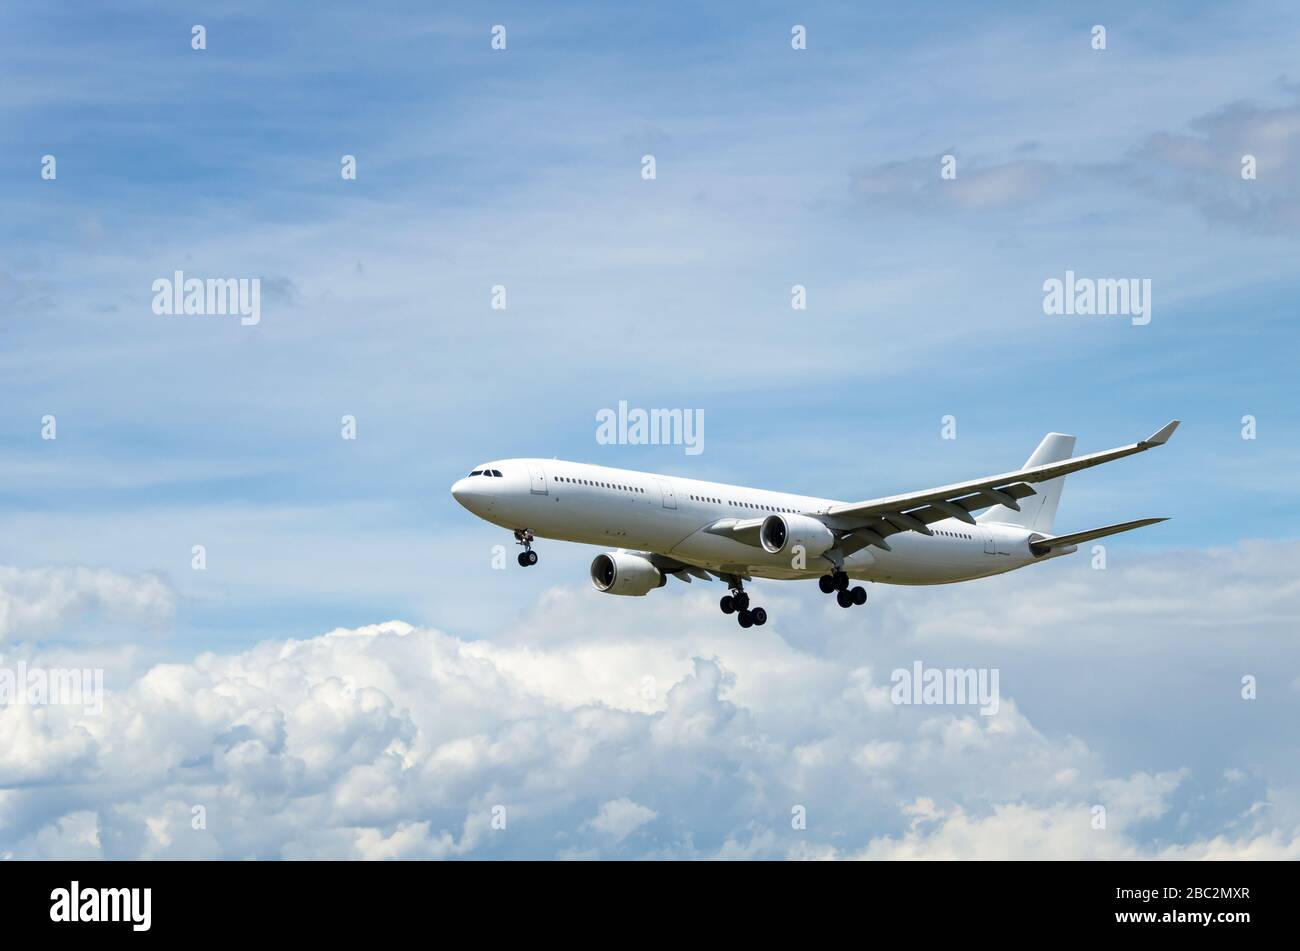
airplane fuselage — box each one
[451,458,1051,585]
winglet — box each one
[1143,420,1180,446]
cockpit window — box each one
[469,470,483,476]
[490,469,503,477]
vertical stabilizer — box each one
[977,432,1075,532]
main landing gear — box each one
[818,570,867,609]
[718,580,767,628]
[514,529,538,567]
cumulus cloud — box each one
[848,779,1300,861]
[0,565,175,642]
[584,798,658,843]
[783,775,1298,861]
[0,541,1298,858]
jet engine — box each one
[590,551,667,596]
[760,513,836,558]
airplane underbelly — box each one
[858,537,992,585]
[519,492,691,550]
[670,528,846,578]
[668,529,764,568]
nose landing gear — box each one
[819,571,867,608]
[514,529,538,567]
[720,580,767,627]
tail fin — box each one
[976,432,1076,532]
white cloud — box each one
[585,798,657,843]
[0,565,174,642]
[1,542,1298,858]
[852,792,1300,861]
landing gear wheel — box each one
[751,607,767,626]
[738,609,754,628]
[851,585,867,605]
[834,572,850,592]
[733,592,750,612]
[513,529,537,566]
[836,589,853,609]
[818,575,836,594]
[720,595,735,615]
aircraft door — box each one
[655,478,677,509]
[528,463,548,495]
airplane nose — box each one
[452,476,496,514]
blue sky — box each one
[4,0,1298,644]
[1,2,1298,859]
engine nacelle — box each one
[760,513,836,558]
[590,551,667,596]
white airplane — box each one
[451,421,1178,627]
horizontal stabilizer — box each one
[1029,517,1168,555]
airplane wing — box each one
[823,420,1179,553]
